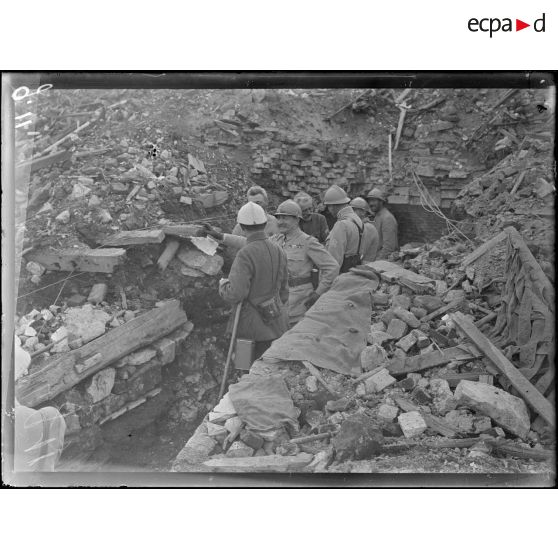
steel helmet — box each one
[323,185,350,205]
[293,192,313,210]
[350,197,371,212]
[275,200,302,219]
[366,188,387,202]
[237,201,268,225]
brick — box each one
[398,411,427,438]
[364,369,396,393]
[386,318,408,339]
[395,332,417,353]
[377,404,399,422]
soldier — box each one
[231,185,279,238]
[218,202,289,360]
[323,185,375,273]
[349,197,379,262]
[209,200,339,326]
[366,187,399,259]
[293,191,329,244]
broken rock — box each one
[64,304,110,344]
[364,368,396,393]
[177,247,224,276]
[444,409,475,434]
[392,306,421,328]
[360,344,388,371]
[226,440,254,458]
[386,318,408,339]
[85,367,116,403]
[454,380,531,439]
[332,415,384,461]
[395,332,417,353]
[429,378,457,414]
[377,404,399,422]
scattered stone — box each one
[474,416,492,433]
[55,210,70,224]
[87,283,108,304]
[454,380,531,439]
[226,440,255,458]
[85,367,116,403]
[98,209,113,223]
[305,375,319,393]
[275,441,300,456]
[413,295,444,313]
[429,378,457,414]
[50,326,70,353]
[326,397,351,413]
[127,348,157,366]
[468,440,492,459]
[88,194,101,207]
[410,307,427,320]
[388,284,401,297]
[304,410,324,430]
[111,182,128,193]
[206,422,228,439]
[23,325,37,337]
[367,330,394,346]
[411,386,432,405]
[225,416,243,436]
[386,318,408,339]
[444,409,475,434]
[177,247,224,276]
[370,322,387,333]
[360,344,388,371]
[24,336,39,350]
[355,383,367,397]
[332,415,384,461]
[63,304,109,343]
[240,430,264,450]
[380,309,396,325]
[395,332,417,352]
[152,337,176,365]
[392,294,412,310]
[364,368,396,393]
[398,411,427,438]
[377,404,399,422]
[392,306,421,328]
[123,310,136,322]
[70,183,91,199]
[371,292,389,305]
[308,448,334,472]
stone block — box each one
[380,309,396,325]
[225,416,243,437]
[84,367,116,403]
[226,441,254,458]
[360,344,388,371]
[411,386,432,405]
[206,421,227,439]
[386,318,408,339]
[398,411,427,438]
[392,307,421,328]
[332,415,384,461]
[364,368,396,393]
[413,295,444,313]
[64,304,110,344]
[454,380,530,439]
[127,347,157,366]
[240,430,264,450]
[367,330,394,346]
[152,337,176,365]
[377,404,399,422]
[395,332,417,352]
[371,292,389,306]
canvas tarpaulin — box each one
[262,272,378,377]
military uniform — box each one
[299,213,329,244]
[326,206,376,271]
[222,229,339,325]
[231,213,280,238]
[219,231,289,355]
[373,206,399,259]
[361,218,380,263]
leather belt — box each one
[288,275,313,287]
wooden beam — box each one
[15,150,72,176]
[26,247,126,273]
[421,299,464,323]
[387,344,481,377]
[103,229,165,247]
[157,239,181,271]
[16,300,189,407]
[162,224,204,239]
[451,311,555,427]
[462,230,508,267]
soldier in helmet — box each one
[323,185,375,273]
[366,187,398,259]
[210,200,339,326]
[218,202,289,359]
[349,197,379,262]
[293,191,329,244]
[231,185,279,238]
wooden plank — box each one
[16,300,189,408]
[365,260,435,286]
[15,150,72,177]
[462,230,508,267]
[421,299,464,323]
[26,247,126,273]
[103,229,165,247]
[387,344,481,377]
[451,311,555,427]
[162,224,204,239]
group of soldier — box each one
[204,184,399,361]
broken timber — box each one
[162,224,204,239]
[462,231,508,267]
[451,311,555,428]
[365,260,435,292]
[26,247,125,273]
[16,300,189,408]
[103,229,165,247]
[387,344,481,377]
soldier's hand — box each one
[202,223,224,240]
[305,291,320,309]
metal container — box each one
[234,338,255,370]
